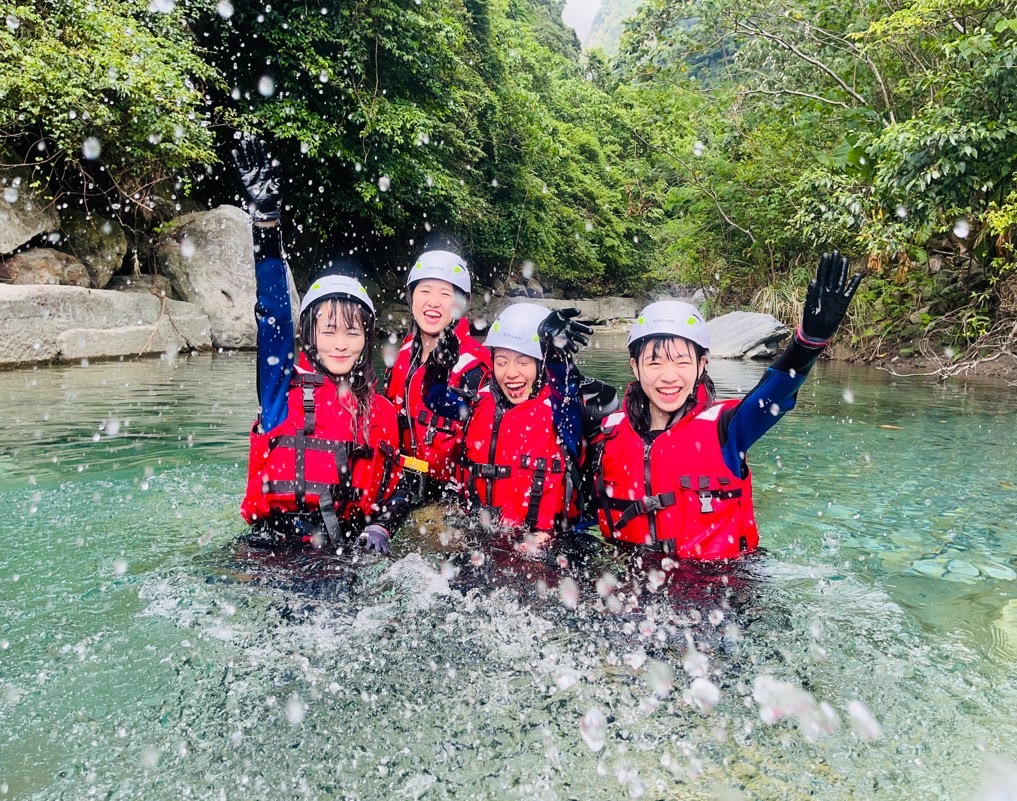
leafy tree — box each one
[0,0,219,221]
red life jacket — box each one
[382,317,491,483]
[241,353,401,533]
[595,397,759,560]
[462,384,570,531]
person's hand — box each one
[230,133,281,223]
[538,308,592,360]
[799,251,863,345]
[358,524,391,555]
[423,326,459,390]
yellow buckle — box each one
[400,455,429,474]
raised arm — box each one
[719,252,863,474]
[232,134,293,433]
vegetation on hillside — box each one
[1,0,1015,364]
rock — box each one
[0,284,211,366]
[472,296,642,327]
[61,211,128,289]
[0,169,60,254]
[155,204,258,349]
[0,248,91,287]
[106,273,175,297]
[706,311,789,359]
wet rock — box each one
[0,284,211,366]
[0,169,60,254]
[155,204,257,349]
[707,311,790,359]
[61,211,128,289]
[477,296,642,325]
[0,248,91,287]
[106,273,175,297]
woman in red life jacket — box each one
[232,135,402,552]
[424,303,599,549]
[593,253,862,560]
[381,250,491,503]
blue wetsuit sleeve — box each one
[255,252,295,433]
[547,360,582,462]
[718,336,824,475]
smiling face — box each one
[312,299,367,378]
[493,348,539,405]
[630,336,707,430]
[410,278,459,337]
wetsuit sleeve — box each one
[546,360,583,462]
[718,334,825,476]
[253,225,294,433]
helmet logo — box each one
[637,316,646,324]
[491,322,500,332]
[686,315,699,325]
[453,266,463,273]
[414,262,423,270]
[311,282,322,290]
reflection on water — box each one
[1,349,1016,800]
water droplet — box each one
[148,0,174,11]
[692,140,705,157]
[842,388,854,403]
[258,75,275,97]
[896,204,908,219]
[953,218,970,238]
[521,260,535,279]
[646,660,673,696]
[286,694,306,725]
[266,355,280,366]
[180,237,195,259]
[6,14,20,30]
[113,558,128,576]
[82,137,102,160]
[318,70,328,82]
[216,0,234,17]
[3,186,18,204]
[559,577,579,609]
[105,418,121,436]
[685,677,720,712]
[378,175,391,192]
[579,707,607,752]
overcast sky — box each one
[562,0,602,42]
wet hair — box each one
[299,296,377,443]
[626,334,715,437]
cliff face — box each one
[583,0,643,55]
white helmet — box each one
[628,301,709,350]
[406,249,471,295]
[300,274,375,315]
[485,303,551,360]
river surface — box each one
[1,345,1016,800]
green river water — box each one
[1,345,1016,800]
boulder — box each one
[0,170,60,254]
[706,311,789,359]
[61,211,128,289]
[0,284,211,366]
[156,204,258,349]
[106,273,175,296]
[0,248,91,287]
[470,296,642,328]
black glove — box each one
[423,326,459,391]
[358,524,391,555]
[800,251,863,344]
[538,308,593,361]
[230,133,281,223]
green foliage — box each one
[203,0,650,289]
[0,0,219,215]
[612,0,1017,345]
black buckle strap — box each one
[614,492,676,530]
[520,454,564,473]
[470,462,512,480]
[524,458,548,528]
